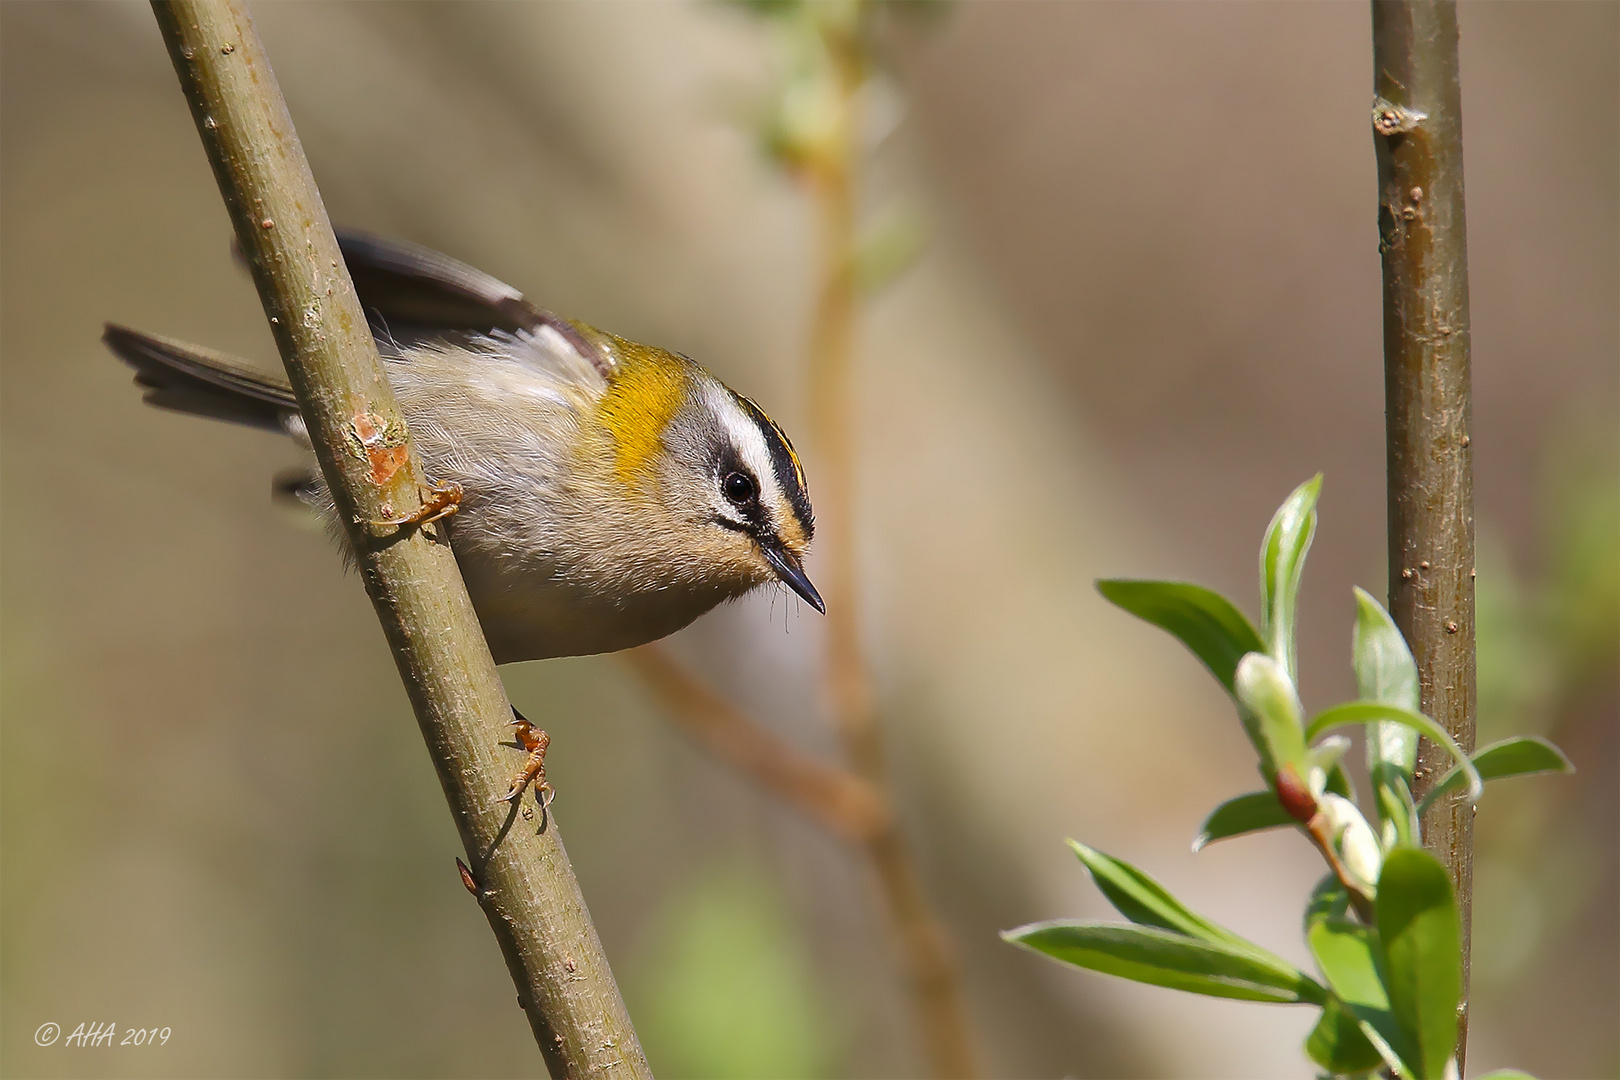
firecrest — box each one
[104,230,823,664]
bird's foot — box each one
[372,479,463,529]
[499,707,554,809]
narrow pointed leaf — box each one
[1307,918,1415,1076]
[1473,1072,1538,1080]
[1234,652,1309,782]
[1066,840,1305,978]
[1068,840,1235,941]
[1096,579,1263,693]
[1305,994,1387,1075]
[1378,848,1462,1080]
[1307,701,1481,804]
[1415,736,1574,817]
[1259,475,1322,679]
[1353,587,1421,773]
[1372,761,1420,849]
[1006,921,1324,1004]
[1193,791,1291,851]
[1353,587,1423,850]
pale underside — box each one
[293,328,770,663]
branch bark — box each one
[1372,1,1476,1069]
[148,4,647,1076]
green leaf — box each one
[1372,761,1420,850]
[1005,921,1324,1004]
[1066,841,1307,977]
[1353,587,1421,774]
[1415,735,1574,817]
[1324,762,1355,800]
[1307,918,1414,1076]
[1305,994,1387,1075]
[1193,791,1291,852]
[1234,652,1309,782]
[1353,588,1423,853]
[1095,580,1264,693]
[1306,701,1481,804]
[1473,1072,1539,1080]
[1303,874,1350,936]
[1259,475,1322,680]
[1378,848,1462,1080]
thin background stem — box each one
[628,6,980,1076]
[1372,0,1477,1070]
[802,14,980,1080]
[148,4,647,1075]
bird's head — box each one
[591,337,822,613]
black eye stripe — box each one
[731,393,814,540]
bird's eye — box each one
[723,470,757,505]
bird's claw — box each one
[499,707,552,809]
[371,479,463,529]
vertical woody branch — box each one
[1371,1,1476,1067]
[148,4,647,1076]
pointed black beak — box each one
[761,544,826,614]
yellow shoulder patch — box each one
[594,337,690,488]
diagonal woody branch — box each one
[148,4,646,1076]
[625,645,888,843]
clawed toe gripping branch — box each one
[500,708,555,811]
[372,478,463,530]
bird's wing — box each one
[332,229,615,382]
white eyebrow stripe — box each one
[707,384,788,515]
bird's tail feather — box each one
[103,323,299,432]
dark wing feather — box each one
[333,229,612,378]
[103,324,296,431]
[106,232,615,432]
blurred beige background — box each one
[2,3,1614,1078]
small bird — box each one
[105,230,823,666]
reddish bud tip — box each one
[1275,764,1318,823]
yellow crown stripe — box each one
[595,340,689,487]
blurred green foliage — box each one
[630,860,842,1080]
[1470,430,1618,1004]
[1477,433,1619,744]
